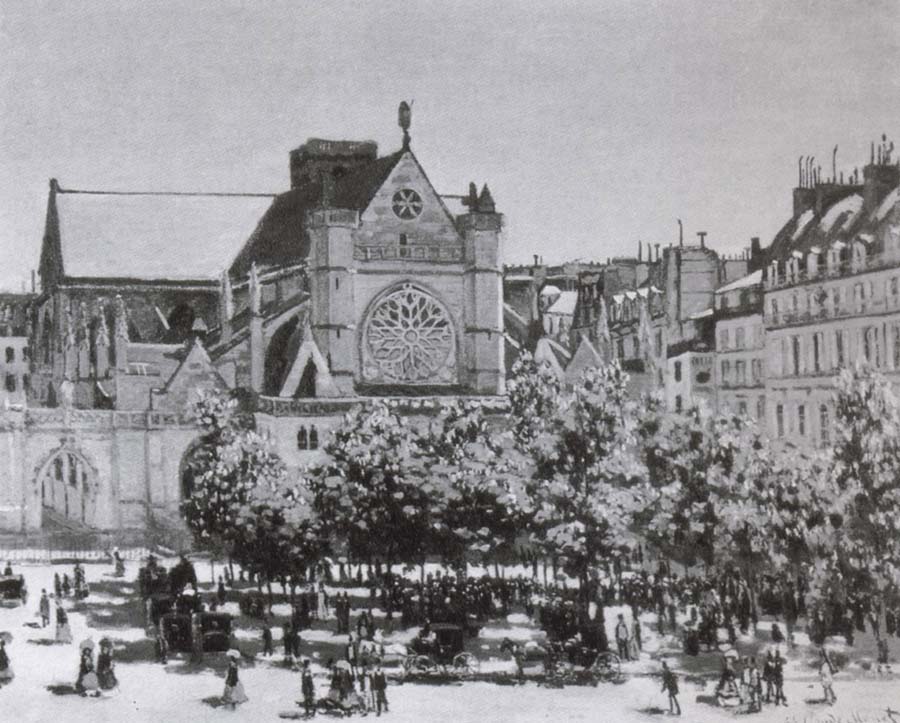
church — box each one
[1,104,506,538]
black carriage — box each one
[138,562,170,599]
[0,575,27,605]
[160,611,233,653]
[403,623,480,677]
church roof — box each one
[49,187,275,282]
[229,150,404,277]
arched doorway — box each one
[38,448,95,526]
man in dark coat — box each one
[261,617,273,657]
[773,651,787,705]
[300,659,316,715]
[39,589,51,627]
[372,661,388,716]
[661,661,680,715]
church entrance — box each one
[38,449,95,527]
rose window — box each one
[391,189,423,219]
[363,285,455,383]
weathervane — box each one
[398,100,412,150]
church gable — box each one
[152,338,227,411]
[278,322,340,398]
[356,152,462,250]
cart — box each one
[0,575,27,606]
[403,623,480,677]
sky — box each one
[0,0,898,291]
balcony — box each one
[765,294,900,327]
[767,251,900,291]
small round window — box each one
[392,189,423,220]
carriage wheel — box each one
[452,652,480,676]
[593,652,621,682]
[414,655,435,674]
[402,654,419,676]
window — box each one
[719,329,729,350]
[770,298,779,318]
[791,336,801,375]
[673,361,681,382]
[894,324,900,369]
[735,327,745,349]
[335,278,340,290]
[4,347,12,363]
[721,360,731,384]
[675,395,682,413]
[835,329,845,367]
[721,295,729,311]
[819,405,830,446]
[798,404,806,436]
[738,401,748,416]
[617,339,625,359]
[854,282,866,313]
[297,427,309,450]
[655,330,662,356]
[831,287,840,312]
[756,396,765,421]
[5,374,15,392]
[751,359,762,383]
[780,338,789,376]
[735,360,746,385]
[813,332,823,373]
[399,233,408,246]
[891,277,900,307]
[21,346,28,361]
[776,404,784,436]
[309,426,319,450]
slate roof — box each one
[49,188,275,282]
[546,290,578,315]
[229,150,404,277]
[763,177,898,266]
[715,269,762,294]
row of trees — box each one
[183,356,900,629]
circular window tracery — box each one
[391,189,423,220]
[363,284,455,384]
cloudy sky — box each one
[1,0,898,290]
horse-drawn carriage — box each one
[403,623,480,677]
[0,575,27,606]
[160,610,233,654]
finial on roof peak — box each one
[398,101,412,150]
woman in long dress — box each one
[0,639,14,684]
[97,639,118,690]
[222,653,248,708]
[55,602,72,644]
[76,647,100,696]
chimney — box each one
[638,240,642,262]
[533,254,539,266]
[697,231,707,249]
[677,219,683,247]
[655,243,661,261]
[30,270,36,293]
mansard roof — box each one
[764,176,898,267]
[228,150,404,278]
[40,183,275,286]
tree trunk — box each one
[267,580,274,607]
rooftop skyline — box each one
[1,0,898,291]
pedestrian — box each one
[39,589,51,627]
[155,628,168,664]
[2,561,11,576]
[0,639,13,685]
[283,621,294,664]
[62,574,71,597]
[819,649,836,705]
[661,660,680,716]
[54,572,62,598]
[222,652,248,709]
[262,617,273,657]
[372,660,389,716]
[632,615,642,654]
[75,645,99,696]
[97,638,118,690]
[316,582,329,621]
[301,658,316,716]
[747,656,761,712]
[217,576,226,605]
[55,601,72,643]
[762,651,775,703]
[773,651,787,706]
[346,633,359,677]
[615,613,630,661]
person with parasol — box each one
[222,650,248,709]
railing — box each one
[355,243,464,263]
[16,408,197,429]
[767,252,900,290]
[765,296,900,327]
